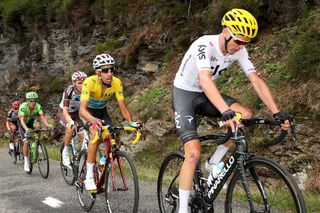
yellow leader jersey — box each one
[80,75,124,109]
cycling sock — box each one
[86,162,94,179]
[178,189,190,213]
[62,145,69,156]
[209,144,229,165]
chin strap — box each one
[98,76,111,87]
[224,36,232,54]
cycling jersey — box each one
[173,35,256,92]
[6,109,19,123]
[80,75,124,109]
[59,85,81,112]
[18,102,44,123]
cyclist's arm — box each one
[5,120,10,131]
[19,116,28,131]
[79,99,96,123]
[198,70,230,113]
[40,114,49,127]
[247,72,279,114]
[117,99,132,122]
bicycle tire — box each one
[26,142,33,174]
[225,156,307,213]
[38,142,50,179]
[59,143,76,185]
[76,149,95,212]
[104,150,139,213]
[157,151,184,213]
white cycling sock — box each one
[178,189,190,213]
[209,144,229,165]
[63,145,69,156]
[86,162,94,179]
[24,156,29,163]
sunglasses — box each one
[100,67,115,74]
[27,99,37,102]
[233,38,248,46]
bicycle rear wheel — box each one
[76,149,95,212]
[157,151,184,213]
[60,144,76,185]
[225,156,307,213]
[38,142,50,179]
[105,150,139,213]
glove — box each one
[68,119,75,126]
[273,111,289,122]
[24,132,29,138]
[46,124,53,130]
[221,110,236,122]
[91,119,101,130]
[129,121,140,128]
[25,128,30,133]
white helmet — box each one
[71,71,87,81]
[93,54,115,69]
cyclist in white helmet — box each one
[80,54,140,191]
[172,9,291,212]
[58,71,87,168]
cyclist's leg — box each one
[173,87,201,213]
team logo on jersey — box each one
[197,45,207,60]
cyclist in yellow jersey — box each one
[80,53,140,191]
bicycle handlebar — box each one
[92,125,144,145]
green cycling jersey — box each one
[18,102,44,123]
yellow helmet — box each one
[221,9,258,40]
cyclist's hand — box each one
[68,119,75,126]
[25,128,30,133]
[221,109,239,132]
[273,111,290,131]
[24,132,29,138]
[46,124,53,130]
[129,121,141,128]
[91,119,102,130]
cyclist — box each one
[172,9,290,213]
[58,71,87,168]
[80,53,140,191]
[6,100,21,151]
[18,91,52,172]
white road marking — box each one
[42,197,64,208]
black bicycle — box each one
[157,116,307,213]
[60,124,90,185]
[8,131,24,164]
[26,129,50,179]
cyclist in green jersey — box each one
[18,91,52,172]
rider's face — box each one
[226,28,250,54]
[74,80,84,91]
[27,99,36,107]
[98,65,114,85]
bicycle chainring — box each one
[190,197,208,213]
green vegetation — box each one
[95,38,122,54]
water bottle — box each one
[207,162,225,186]
[98,155,107,179]
[31,142,37,163]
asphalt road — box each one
[0,146,159,213]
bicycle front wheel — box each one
[59,144,76,185]
[225,156,307,213]
[105,150,139,213]
[157,151,184,213]
[38,143,49,179]
[76,149,95,212]
[26,143,33,174]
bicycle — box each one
[157,115,307,213]
[75,125,144,212]
[25,129,50,179]
[8,131,24,164]
[60,124,90,185]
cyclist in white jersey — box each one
[173,9,291,213]
[58,71,87,168]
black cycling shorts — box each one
[173,86,237,144]
[85,107,113,128]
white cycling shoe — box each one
[84,177,97,191]
[24,160,30,172]
[9,143,14,150]
[62,154,72,169]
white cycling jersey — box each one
[59,85,81,113]
[173,35,256,92]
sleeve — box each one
[115,79,124,101]
[237,48,256,75]
[36,103,44,116]
[6,110,12,120]
[18,104,26,117]
[80,78,91,101]
[195,40,211,72]
[63,87,71,107]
